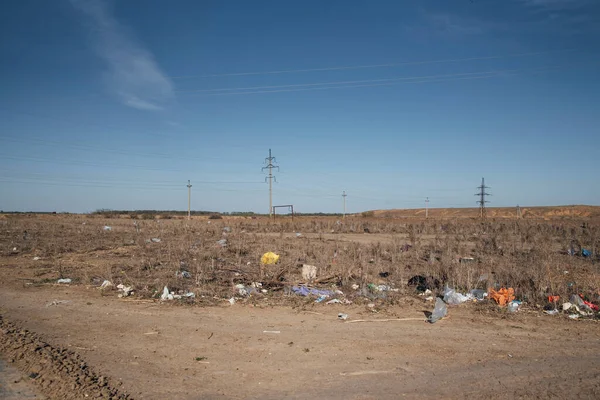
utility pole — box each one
[342,191,347,218]
[475,177,491,219]
[262,149,279,218]
[516,204,521,219]
[425,197,429,219]
[187,180,192,220]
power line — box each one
[182,64,571,97]
[175,64,565,95]
[169,48,575,79]
[475,177,491,219]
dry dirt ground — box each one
[1,284,599,400]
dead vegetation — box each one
[0,214,599,309]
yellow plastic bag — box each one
[261,252,280,265]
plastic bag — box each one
[428,298,448,323]
[443,286,470,305]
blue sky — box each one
[1,0,599,213]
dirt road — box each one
[1,285,598,399]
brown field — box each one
[0,212,599,399]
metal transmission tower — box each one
[262,149,279,218]
[475,177,491,219]
[342,191,347,218]
[187,180,192,220]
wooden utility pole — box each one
[342,191,347,218]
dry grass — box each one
[1,214,599,308]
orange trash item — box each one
[488,287,515,306]
[548,295,560,303]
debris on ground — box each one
[261,251,280,264]
[176,270,191,279]
[338,313,349,320]
[508,300,522,313]
[291,286,333,297]
[32,256,40,261]
[489,287,515,306]
[116,284,133,298]
[544,309,559,315]
[223,226,232,233]
[228,297,236,305]
[428,297,448,323]
[151,238,161,243]
[263,330,281,334]
[235,283,258,296]
[581,248,591,258]
[407,275,440,292]
[216,239,227,247]
[470,289,487,301]
[160,286,174,301]
[442,286,471,305]
[57,278,72,284]
[102,226,112,231]
[45,300,71,307]
[301,264,317,281]
[99,280,113,289]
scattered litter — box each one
[443,286,471,305]
[151,238,161,243]
[315,295,329,303]
[46,300,71,307]
[117,284,133,297]
[223,226,232,233]
[407,275,439,292]
[251,282,263,288]
[160,286,174,301]
[544,309,559,315]
[581,248,591,258]
[291,286,333,297]
[103,226,112,231]
[489,287,515,306]
[570,294,594,312]
[301,264,317,281]
[548,295,560,303]
[470,289,487,301]
[379,272,390,278]
[33,256,40,261]
[100,280,113,289]
[295,232,302,237]
[459,257,475,263]
[351,283,360,290]
[216,239,227,247]
[338,313,349,320]
[228,297,236,305]
[326,299,342,304]
[562,302,572,311]
[143,331,159,335]
[568,314,579,320]
[57,278,72,284]
[428,298,448,323]
[176,270,191,279]
[183,292,195,298]
[367,303,375,308]
[261,252,280,264]
[508,300,521,313]
[263,330,281,334]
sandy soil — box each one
[0,359,47,399]
[1,284,599,399]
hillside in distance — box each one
[365,205,600,220]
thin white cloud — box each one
[70,0,173,111]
